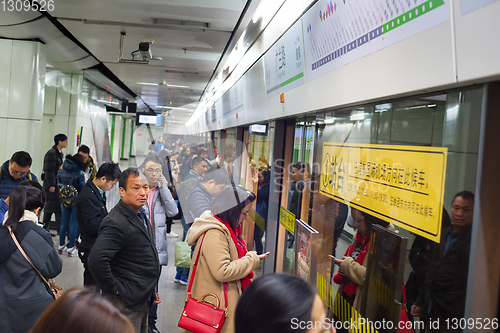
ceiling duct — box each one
[151,18,211,31]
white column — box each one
[0,39,46,177]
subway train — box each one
[0,0,499,332]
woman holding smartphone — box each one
[183,186,269,333]
[330,207,395,312]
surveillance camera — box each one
[139,42,152,61]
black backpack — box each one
[59,172,79,208]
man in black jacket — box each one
[411,191,474,331]
[76,162,121,287]
[88,168,160,333]
[42,134,67,234]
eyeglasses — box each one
[241,211,249,218]
[11,170,28,176]
[145,168,162,174]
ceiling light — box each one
[162,106,191,110]
[167,84,190,88]
[96,100,120,105]
[137,82,159,86]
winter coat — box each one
[0,161,38,200]
[0,218,62,333]
[255,183,270,229]
[415,225,472,319]
[185,181,212,225]
[42,145,64,210]
[58,155,86,192]
[336,224,396,313]
[184,211,261,333]
[143,184,178,266]
[88,200,160,312]
[76,180,108,251]
[178,170,203,209]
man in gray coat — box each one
[141,155,178,333]
[185,167,231,226]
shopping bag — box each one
[175,241,192,268]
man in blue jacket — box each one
[0,151,38,200]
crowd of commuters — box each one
[0,133,477,333]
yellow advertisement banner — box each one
[279,206,296,235]
[320,143,447,243]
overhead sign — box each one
[279,206,296,235]
[264,20,306,98]
[302,0,450,81]
[320,143,447,243]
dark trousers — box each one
[43,209,62,232]
[254,225,264,254]
[107,294,148,333]
[78,247,98,288]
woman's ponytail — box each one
[4,186,27,231]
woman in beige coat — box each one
[331,208,396,312]
[182,186,269,333]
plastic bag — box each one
[175,241,192,268]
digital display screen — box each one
[136,113,162,126]
[249,124,267,134]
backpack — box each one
[59,172,79,208]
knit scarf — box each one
[215,216,254,291]
[333,231,370,296]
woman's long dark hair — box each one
[3,186,45,231]
[235,274,316,333]
[211,186,256,231]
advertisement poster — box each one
[294,219,319,285]
[264,21,306,98]
[302,0,450,81]
[320,142,447,243]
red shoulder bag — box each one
[178,233,228,333]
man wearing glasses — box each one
[141,155,178,333]
[0,151,38,200]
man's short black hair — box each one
[119,167,141,190]
[54,134,67,146]
[191,156,208,168]
[78,145,90,154]
[96,163,121,182]
[142,154,163,168]
[201,167,231,185]
[10,151,32,168]
[292,161,306,171]
[452,191,475,205]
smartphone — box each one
[263,251,271,256]
[328,255,336,260]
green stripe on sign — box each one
[121,117,127,159]
[282,72,304,87]
[383,0,445,34]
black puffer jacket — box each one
[0,221,62,332]
[42,145,63,210]
[58,155,86,192]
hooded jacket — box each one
[58,155,86,192]
[0,218,62,332]
[143,184,178,266]
[0,160,38,200]
[184,211,260,333]
[184,181,212,225]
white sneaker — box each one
[167,231,179,238]
[67,247,78,257]
[58,245,67,254]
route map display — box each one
[302,0,450,81]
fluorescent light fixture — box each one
[350,113,366,121]
[137,82,159,86]
[167,84,190,88]
[375,109,388,113]
[46,63,54,68]
[165,120,184,123]
[97,100,120,105]
[162,106,192,110]
[324,118,335,124]
[427,104,437,108]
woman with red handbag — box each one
[180,186,269,333]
